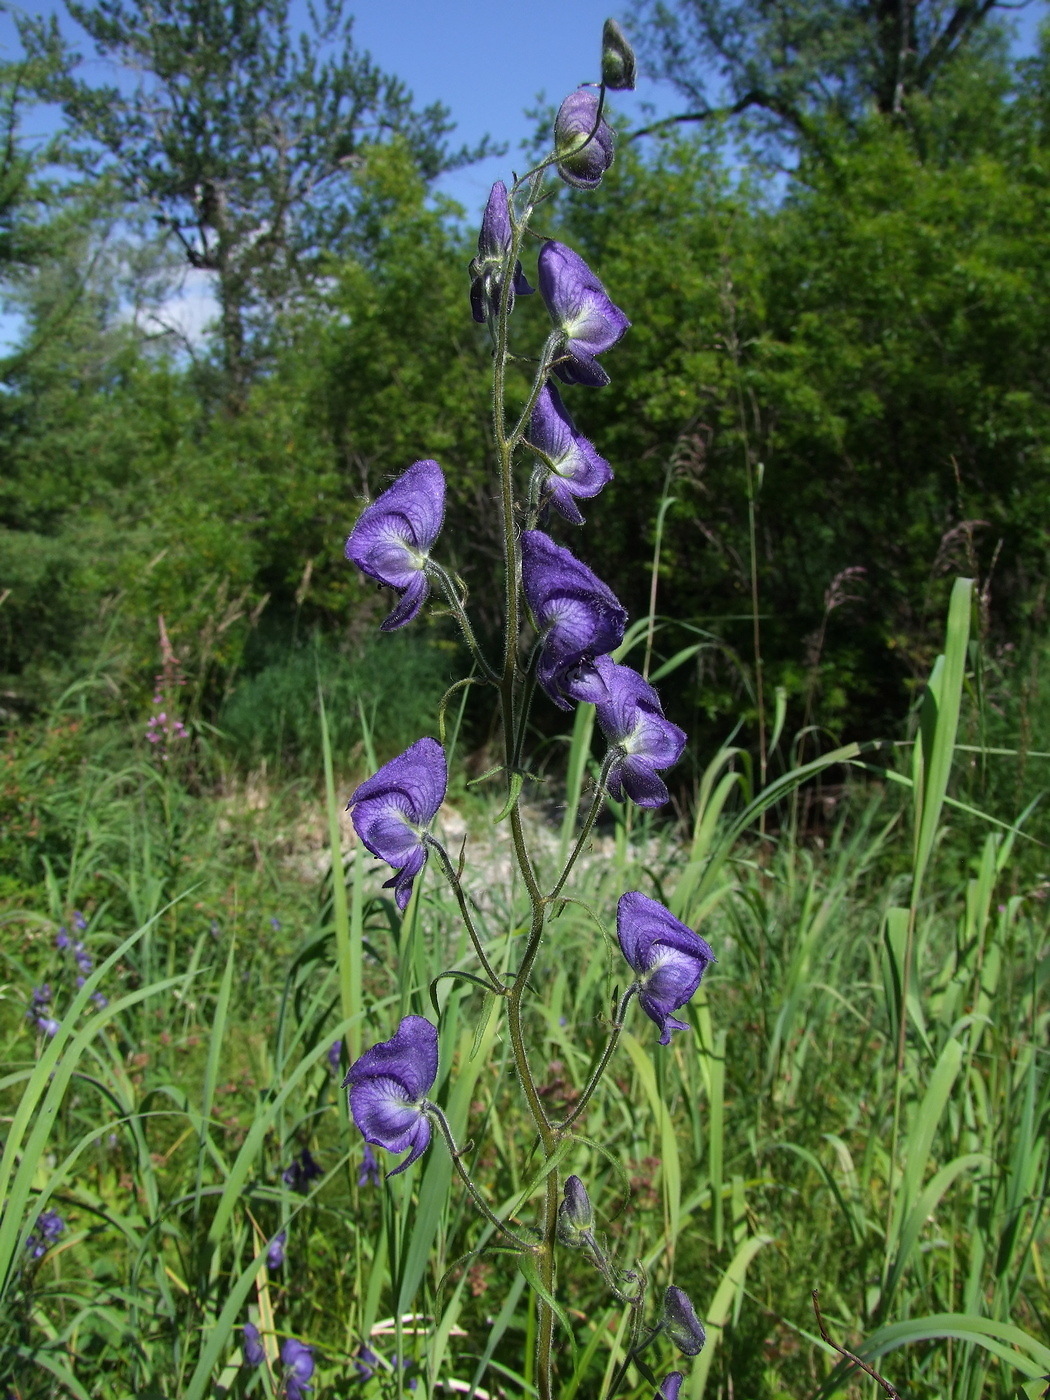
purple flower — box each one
[661,1285,707,1355]
[74,943,93,976]
[343,1015,439,1176]
[91,991,108,1009]
[327,1039,342,1074]
[593,658,686,807]
[529,382,613,524]
[267,1229,286,1269]
[617,892,715,1044]
[281,1337,315,1400]
[554,88,615,190]
[659,1374,685,1400]
[469,179,534,324]
[354,1345,379,1380]
[27,987,59,1037]
[282,1148,322,1194]
[538,241,629,388]
[72,910,87,932]
[520,532,627,710]
[346,738,447,910]
[270,916,281,931]
[242,1322,265,1367]
[55,928,70,951]
[345,460,446,631]
[26,1209,65,1259]
[358,1142,381,1188]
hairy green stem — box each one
[429,562,500,685]
[548,751,615,901]
[427,1103,529,1247]
[556,985,637,1131]
[426,838,506,993]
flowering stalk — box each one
[339,23,716,1399]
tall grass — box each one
[1,581,1047,1397]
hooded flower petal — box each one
[594,657,686,807]
[345,460,446,630]
[347,738,447,910]
[521,532,627,710]
[469,180,534,323]
[344,1015,439,1175]
[538,242,629,387]
[659,1373,685,1399]
[242,1322,265,1368]
[267,1230,286,1269]
[281,1337,315,1400]
[529,382,613,524]
[554,88,615,190]
[617,892,715,1044]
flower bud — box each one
[554,89,615,191]
[601,19,636,90]
[661,1285,706,1355]
[557,1174,595,1246]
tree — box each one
[23,0,493,404]
[628,0,1028,153]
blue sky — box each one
[0,0,678,213]
[0,0,1045,345]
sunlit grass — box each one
[1,608,1048,1397]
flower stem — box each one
[548,752,615,901]
[426,838,506,993]
[429,563,500,685]
[556,985,637,1131]
[427,1103,529,1248]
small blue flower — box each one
[72,910,87,932]
[327,1039,342,1074]
[242,1321,265,1367]
[282,1148,322,1194]
[267,1229,286,1269]
[26,1209,65,1259]
[346,738,447,910]
[281,1337,315,1400]
[55,928,70,951]
[270,916,281,931]
[353,1344,379,1380]
[659,1373,685,1399]
[344,1016,439,1176]
[345,460,446,631]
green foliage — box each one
[1,599,1047,1396]
[23,0,493,397]
[220,629,453,771]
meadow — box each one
[3,2,1050,1395]
[2,574,1048,1399]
